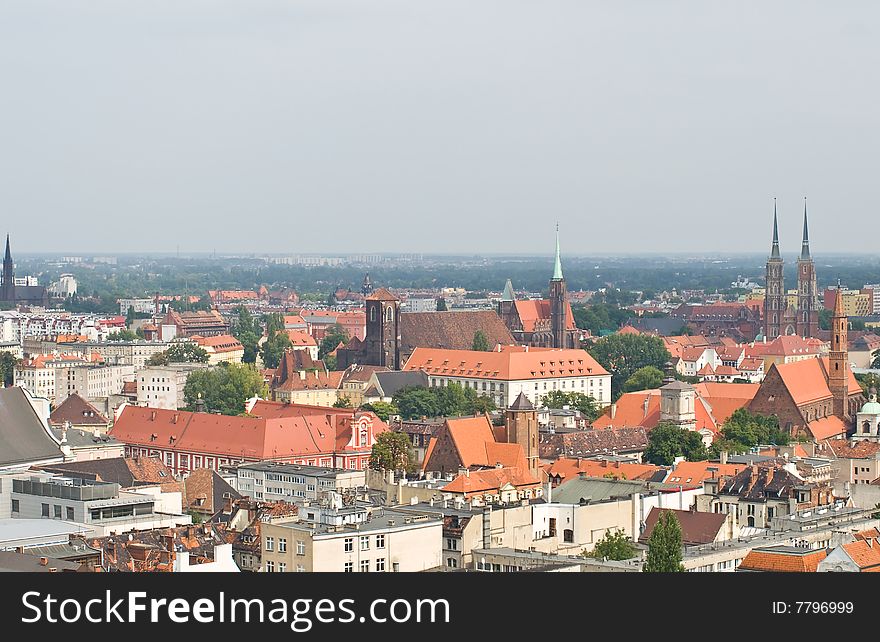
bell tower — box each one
[549,224,569,349]
[364,288,400,369]
[829,283,850,420]
[796,198,819,338]
[763,200,785,340]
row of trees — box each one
[182,363,267,416]
[392,384,496,420]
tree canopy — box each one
[369,431,416,473]
[260,313,292,370]
[643,510,685,572]
[319,324,349,360]
[359,401,399,422]
[623,365,665,393]
[231,306,261,364]
[0,352,19,387]
[183,363,267,416]
[585,529,637,561]
[147,342,210,366]
[540,390,600,421]
[711,408,789,454]
[587,334,671,399]
[392,384,496,420]
[643,422,708,466]
[107,329,139,342]
[472,330,491,352]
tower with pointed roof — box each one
[1,235,13,303]
[763,200,785,340]
[549,224,570,349]
[505,392,539,476]
[796,198,819,338]
[361,272,373,297]
[829,283,850,421]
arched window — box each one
[369,306,376,322]
[747,516,755,528]
[863,421,871,434]
[385,306,394,323]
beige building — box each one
[136,363,210,410]
[192,335,244,365]
[260,510,442,573]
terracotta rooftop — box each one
[738,546,827,572]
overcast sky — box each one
[1,1,878,255]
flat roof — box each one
[237,462,360,478]
[0,519,92,545]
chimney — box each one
[39,557,48,566]
[719,451,728,465]
[610,403,617,420]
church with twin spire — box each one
[763,198,820,340]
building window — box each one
[278,538,287,553]
[445,538,458,550]
[296,564,305,572]
[360,560,369,572]
[376,558,385,572]
[344,537,354,553]
[278,562,287,573]
[265,537,274,552]
[360,536,369,551]
[54,505,62,519]
[11,499,19,513]
[446,558,457,568]
[376,534,385,549]
[265,561,274,573]
[41,503,49,518]
[344,562,353,573]
[297,540,306,556]
[66,507,74,521]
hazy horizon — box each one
[2,2,879,255]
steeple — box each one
[552,223,563,281]
[501,278,515,302]
[770,199,780,259]
[3,235,10,264]
[833,279,845,317]
[800,197,811,260]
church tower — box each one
[361,273,373,297]
[505,392,539,477]
[763,200,785,340]
[796,199,819,338]
[829,283,850,421]
[549,224,569,349]
[363,288,401,370]
[1,235,14,303]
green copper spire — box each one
[501,278,515,302]
[552,223,563,280]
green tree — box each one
[232,306,260,364]
[711,408,789,454]
[107,329,139,342]
[643,510,685,572]
[393,387,441,420]
[360,401,399,422]
[183,363,267,416]
[643,422,708,466]
[472,330,491,352]
[319,324,349,360]
[436,298,448,312]
[540,390,600,421]
[624,365,664,393]
[587,334,671,399]
[260,323,292,370]
[333,396,352,408]
[872,349,880,370]
[147,342,210,366]
[585,529,637,561]
[324,353,338,371]
[369,431,416,473]
[0,352,19,387]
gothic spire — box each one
[800,197,811,260]
[501,278,515,302]
[833,279,845,318]
[770,199,780,259]
[3,235,10,264]
[552,223,563,281]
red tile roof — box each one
[111,403,386,461]
[806,416,848,441]
[772,357,861,406]
[840,540,880,571]
[546,457,663,482]
[404,346,608,380]
[513,299,576,332]
[738,547,827,572]
[442,466,541,498]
